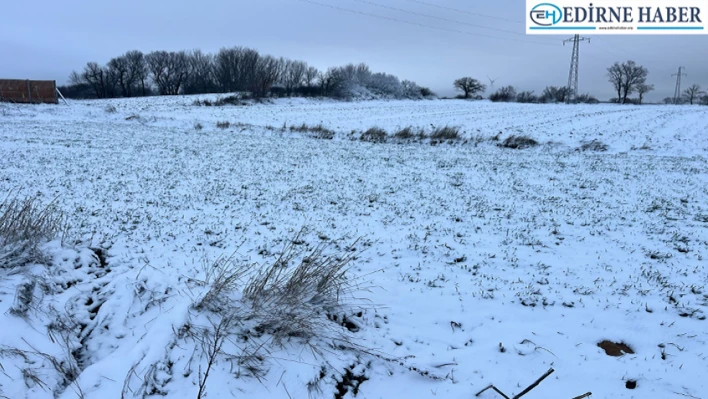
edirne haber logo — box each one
[526,0,707,34]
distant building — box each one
[0,79,58,104]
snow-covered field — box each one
[1,96,707,399]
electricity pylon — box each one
[563,35,590,104]
[672,67,686,104]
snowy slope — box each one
[0,97,707,399]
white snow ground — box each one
[1,96,707,399]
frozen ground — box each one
[1,96,707,399]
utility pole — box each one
[672,67,686,104]
[563,35,590,104]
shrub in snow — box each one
[573,93,600,104]
[516,91,539,104]
[360,127,388,143]
[499,135,539,149]
[579,140,609,152]
[489,86,517,103]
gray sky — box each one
[1,0,705,102]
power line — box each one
[352,0,525,37]
[401,0,522,24]
[403,0,651,64]
[295,0,557,47]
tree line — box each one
[606,60,707,105]
[450,60,707,105]
[60,47,435,100]
[452,77,598,104]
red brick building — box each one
[0,79,58,104]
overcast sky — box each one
[1,0,705,102]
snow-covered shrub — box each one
[0,194,63,269]
[367,73,403,98]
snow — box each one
[1,96,707,399]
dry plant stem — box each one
[196,317,231,399]
[513,367,554,399]
[475,368,555,399]
[475,384,511,399]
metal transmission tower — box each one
[563,35,590,103]
[672,67,687,104]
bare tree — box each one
[81,62,109,98]
[184,49,215,94]
[215,47,243,92]
[304,66,319,87]
[683,84,704,105]
[214,47,261,94]
[107,56,131,97]
[145,51,188,95]
[620,61,648,104]
[608,61,648,104]
[125,50,149,96]
[453,77,486,99]
[606,62,624,103]
[282,60,307,96]
[103,65,119,98]
[317,69,336,96]
[636,83,654,105]
[252,55,283,98]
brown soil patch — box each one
[598,340,634,356]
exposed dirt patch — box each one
[598,340,634,357]
[334,364,369,399]
[90,248,108,269]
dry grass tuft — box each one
[0,194,64,269]
[194,253,250,312]
[243,233,362,344]
[289,123,336,140]
[430,126,461,141]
